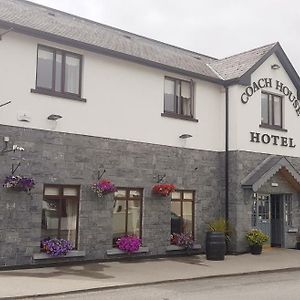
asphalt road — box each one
[30,270,300,300]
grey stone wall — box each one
[227,151,300,253]
[0,125,223,267]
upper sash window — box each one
[261,92,283,129]
[36,45,82,97]
[164,77,194,118]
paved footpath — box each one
[0,248,300,299]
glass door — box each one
[252,194,271,240]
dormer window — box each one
[163,77,195,120]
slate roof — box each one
[0,0,219,80]
[0,0,297,86]
[241,156,300,192]
[208,43,277,80]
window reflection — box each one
[113,188,142,245]
[171,190,194,239]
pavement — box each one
[1,248,300,299]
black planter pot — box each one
[249,244,262,255]
[296,242,300,250]
[206,232,226,261]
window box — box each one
[106,247,149,256]
[33,250,85,260]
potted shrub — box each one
[208,218,233,254]
[206,218,230,260]
[245,229,269,255]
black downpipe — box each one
[225,86,229,224]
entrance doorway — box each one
[252,194,292,248]
[270,194,283,247]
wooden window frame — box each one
[162,77,196,122]
[171,190,195,238]
[113,188,143,245]
[32,44,85,102]
[42,184,80,249]
[260,91,283,131]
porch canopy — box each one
[241,156,300,192]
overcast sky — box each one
[30,0,300,73]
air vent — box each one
[123,35,132,40]
[48,12,55,17]
[193,56,202,60]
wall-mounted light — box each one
[47,114,62,121]
[179,134,192,139]
[271,64,280,70]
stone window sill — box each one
[166,244,201,252]
[259,124,287,132]
[31,88,87,102]
[287,228,298,233]
[161,112,198,122]
[33,250,86,260]
[106,247,149,256]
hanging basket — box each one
[3,175,35,192]
[152,184,176,197]
[91,179,117,198]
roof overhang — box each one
[0,20,224,86]
[241,156,300,192]
[226,43,300,98]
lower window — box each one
[41,185,80,248]
[171,190,194,238]
[112,188,143,245]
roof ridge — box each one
[216,42,278,62]
[20,0,217,60]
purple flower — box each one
[41,238,73,256]
[116,235,142,253]
[171,233,194,249]
[3,175,35,192]
[91,179,117,198]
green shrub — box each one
[245,229,269,246]
[208,218,234,242]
